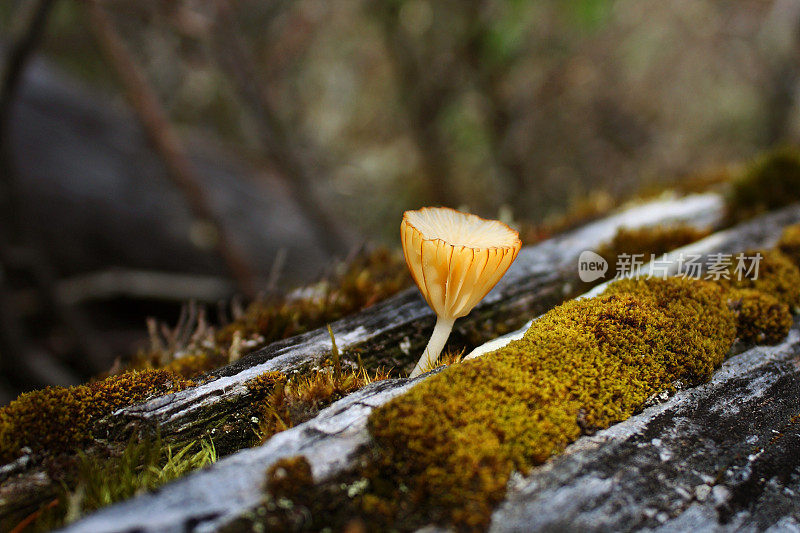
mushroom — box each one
[401,207,522,377]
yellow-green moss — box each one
[160,352,228,379]
[249,365,389,444]
[727,147,800,223]
[246,371,288,399]
[777,223,800,268]
[266,456,314,499]
[603,277,737,381]
[596,224,710,272]
[367,277,736,528]
[726,288,792,345]
[0,370,193,463]
[216,248,411,353]
[718,249,800,309]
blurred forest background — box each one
[1,0,800,399]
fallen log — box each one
[103,193,723,453]
[0,193,722,527]
[58,200,800,533]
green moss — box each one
[602,277,737,381]
[718,249,800,309]
[248,364,390,444]
[31,436,216,531]
[726,147,800,223]
[777,223,800,268]
[366,277,735,528]
[0,370,194,463]
[596,224,711,271]
[726,289,792,345]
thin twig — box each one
[267,248,287,292]
[56,268,239,305]
[85,0,258,298]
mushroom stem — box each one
[410,316,456,377]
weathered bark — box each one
[57,201,800,533]
[101,193,723,453]
[490,326,800,532]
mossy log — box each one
[59,202,800,533]
[101,193,723,453]
[490,322,800,532]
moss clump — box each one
[596,224,710,274]
[266,456,314,499]
[123,248,410,380]
[216,248,411,356]
[727,147,800,223]
[160,352,228,379]
[366,277,735,528]
[602,277,737,381]
[718,249,800,310]
[246,371,288,399]
[726,289,792,345]
[250,364,389,443]
[777,224,800,268]
[0,370,193,463]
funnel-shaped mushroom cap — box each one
[401,207,522,320]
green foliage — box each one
[74,439,216,514]
[569,0,614,31]
[35,437,216,530]
[0,370,193,463]
[727,147,800,223]
[479,0,534,68]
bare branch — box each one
[56,269,240,305]
[85,0,259,298]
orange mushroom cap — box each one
[401,207,522,320]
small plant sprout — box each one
[401,207,521,377]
